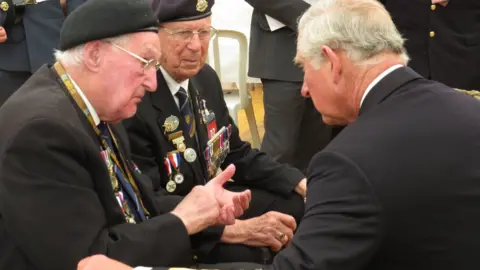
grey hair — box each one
[297,0,409,69]
[53,34,130,66]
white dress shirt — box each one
[360,64,403,108]
[160,67,189,109]
[68,74,100,125]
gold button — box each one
[431,4,436,10]
[193,255,198,260]
[429,31,435,38]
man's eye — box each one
[176,31,192,38]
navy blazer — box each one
[0,0,86,72]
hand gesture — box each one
[222,211,297,252]
[205,164,251,219]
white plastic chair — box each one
[208,29,261,149]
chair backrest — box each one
[209,29,250,108]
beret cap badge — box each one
[0,1,9,12]
[196,0,208,12]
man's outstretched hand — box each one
[171,165,251,235]
[206,164,251,222]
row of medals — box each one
[163,115,196,193]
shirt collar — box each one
[360,64,403,108]
[67,74,101,126]
[160,66,189,97]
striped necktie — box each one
[176,87,195,137]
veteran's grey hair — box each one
[54,35,130,66]
[297,0,409,69]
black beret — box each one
[59,0,160,51]
[151,0,215,23]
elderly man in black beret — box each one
[123,0,306,265]
[0,0,251,269]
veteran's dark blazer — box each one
[123,64,303,198]
[0,66,217,270]
[380,0,480,89]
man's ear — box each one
[83,41,103,73]
[321,45,342,85]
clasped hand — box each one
[171,164,251,235]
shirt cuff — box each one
[134,267,153,270]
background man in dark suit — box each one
[123,0,305,264]
[85,0,480,269]
[0,0,87,106]
[380,0,480,90]
[243,0,332,172]
[0,0,250,269]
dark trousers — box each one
[201,185,305,265]
[0,69,31,107]
[153,185,304,266]
[261,79,332,173]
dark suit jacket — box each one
[123,64,303,198]
[0,66,207,270]
[380,0,480,89]
[265,67,480,269]
[244,0,310,82]
[0,0,86,73]
[178,67,480,270]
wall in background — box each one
[210,0,261,84]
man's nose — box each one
[144,69,158,92]
[187,34,202,51]
[301,82,310,97]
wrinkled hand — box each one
[205,164,251,218]
[221,211,297,252]
[171,185,223,235]
[77,255,133,270]
[171,165,251,235]
[0,27,7,43]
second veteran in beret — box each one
[0,0,252,269]
[123,0,307,265]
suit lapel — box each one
[189,78,210,180]
[150,72,186,152]
[109,124,159,216]
[52,66,101,148]
[151,72,206,184]
[360,66,423,116]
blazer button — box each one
[431,4,436,10]
[193,255,198,261]
[429,31,435,38]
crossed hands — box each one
[171,164,252,235]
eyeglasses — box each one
[161,26,217,43]
[109,43,161,73]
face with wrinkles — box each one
[158,17,212,82]
[91,32,161,122]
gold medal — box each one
[0,1,9,11]
[177,142,186,152]
[163,115,180,133]
[172,136,187,152]
[166,180,176,193]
